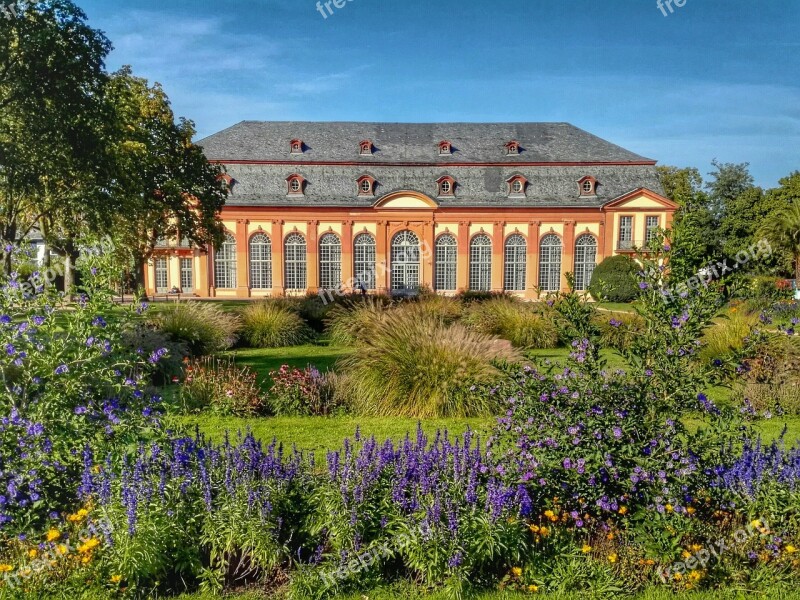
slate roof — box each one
[197,122,665,208]
[198,121,655,164]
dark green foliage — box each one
[588,255,639,302]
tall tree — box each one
[706,159,755,219]
[105,67,228,292]
[758,172,800,278]
[0,0,112,274]
[657,166,717,281]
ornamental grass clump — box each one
[239,300,313,348]
[149,301,241,356]
[325,297,391,346]
[462,296,559,349]
[338,309,522,418]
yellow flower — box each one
[529,524,540,533]
[78,538,101,554]
[511,567,523,577]
[110,575,122,584]
[688,570,702,582]
[690,544,703,553]
[81,555,91,565]
[543,510,555,518]
[681,550,692,559]
[581,544,593,554]
[686,507,696,515]
[27,549,38,559]
[527,584,539,593]
[665,504,674,513]
[46,529,60,542]
[538,526,549,537]
[606,532,615,541]
[56,544,68,555]
[673,572,683,581]
[608,553,618,563]
[785,545,798,555]
[618,506,628,515]
[751,519,763,529]
[0,564,13,573]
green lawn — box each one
[223,343,351,389]
[177,414,490,454]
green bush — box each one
[149,301,241,356]
[462,297,559,349]
[588,255,639,303]
[239,301,313,348]
[338,309,522,418]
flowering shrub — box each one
[179,356,265,416]
[0,250,167,534]
[268,364,341,416]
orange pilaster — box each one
[307,220,319,294]
[422,220,435,290]
[457,222,470,292]
[235,219,250,298]
[376,221,388,293]
[526,222,541,299]
[562,221,576,291]
[341,220,354,291]
[271,220,284,296]
[491,222,504,292]
[196,251,209,297]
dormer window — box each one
[505,140,520,155]
[439,141,452,155]
[359,140,373,155]
[357,175,376,196]
[507,175,528,196]
[290,139,304,154]
[578,176,598,196]
[286,174,306,195]
[437,176,455,197]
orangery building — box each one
[144,122,678,300]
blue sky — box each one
[78,0,799,188]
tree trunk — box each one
[134,255,148,301]
[795,252,800,284]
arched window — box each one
[353,233,376,290]
[249,233,272,290]
[538,234,562,293]
[284,233,307,291]
[574,234,598,291]
[391,230,420,293]
[319,233,342,291]
[469,234,492,292]
[435,234,458,291]
[504,234,527,292]
[214,233,237,289]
